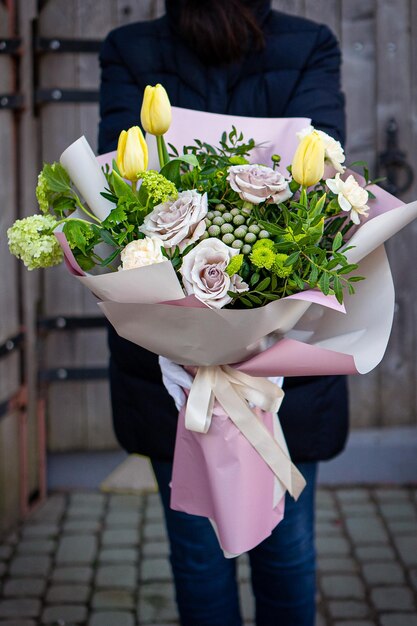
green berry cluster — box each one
[204,203,270,254]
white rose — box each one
[140,190,207,251]
[297,125,345,173]
[180,239,248,309]
[120,236,166,270]
[326,173,369,225]
[227,164,292,205]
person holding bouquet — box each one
[99,1,347,624]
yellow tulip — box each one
[140,84,172,136]
[116,126,148,182]
[291,131,325,187]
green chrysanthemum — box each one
[141,170,178,204]
[226,253,244,276]
[8,214,63,270]
[272,253,293,278]
[250,246,275,270]
[252,238,275,251]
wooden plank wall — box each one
[29,0,417,450]
[0,1,22,531]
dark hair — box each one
[170,0,266,65]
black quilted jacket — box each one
[98,0,349,462]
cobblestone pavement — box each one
[0,486,416,625]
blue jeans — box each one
[151,460,317,626]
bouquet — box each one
[9,84,417,555]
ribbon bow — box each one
[185,365,306,500]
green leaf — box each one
[74,252,95,271]
[100,249,120,267]
[102,204,128,229]
[257,277,271,292]
[63,220,94,255]
[332,232,343,252]
[110,171,137,202]
[250,272,260,287]
[43,162,71,193]
[318,272,330,295]
[348,275,366,283]
[248,293,262,305]
[309,265,319,285]
[333,276,343,304]
[285,251,300,266]
[239,296,254,308]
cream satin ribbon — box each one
[185,365,306,500]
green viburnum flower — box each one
[35,169,51,213]
[250,246,275,270]
[252,238,275,251]
[226,253,244,276]
[272,253,293,278]
[140,170,177,204]
[7,214,63,270]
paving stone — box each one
[0,621,36,626]
[355,545,396,561]
[70,492,105,506]
[239,581,255,620]
[345,517,388,544]
[334,622,374,626]
[9,556,51,577]
[138,582,178,623]
[386,519,417,535]
[101,529,139,546]
[316,490,336,508]
[328,600,369,619]
[109,494,143,510]
[21,525,58,539]
[0,546,13,560]
[338,502,377,516]
[316,508,340,522]
[0,600,41,618]
[62,520,101,533]
[3,579,46,598]
[46,584,90,604]
[105,511,141,527]
[92,589,135,610]
[95,565,137,589]
[56,536,97,565]
[66,506,104,520]
[51,566,93,584]
[145,506,164,522]
[370,586,415,611]
[142,541,169,558]
[237,556,250,581]
[374,488,410,501]
[29,498,65,523]
[143,523,168,541]
[316,521,344,537]
[318,557,357,573]
[380,615,417,626]
[394,536,417,566]
[362,562,405,585]
[336,489,370,503]
[99,548,138,564]
[17,540,56,555]
[41,604,87,624]
[89,611,135,626]
[379,502,416,519]
[316,536,350,556]
[321,574,365,599]
[141,558,172,581]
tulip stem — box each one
[72,192,102,224]
[156,135,170,169]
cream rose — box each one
[180,239,248,308]
[326,173,369,224]
[227,164,292,205]
[140,190,207,251]
[120,236,166,270]
[297,125,345,173]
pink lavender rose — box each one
[180,239,248,309]
[227,164,292,205]
[140,190,207,251]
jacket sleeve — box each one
[98,31,142,154]
[283,25,345,145]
